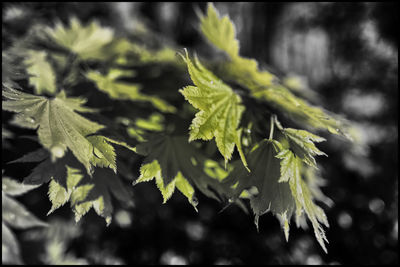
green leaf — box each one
[86,68,176,113]
[47,165,86,215]
[45,17,114,60]
[24,50,57,95]
[137,160,197,210]
[223,139,295,234]
[276,149,329,253]
[180,51,247,166]
[199,3,275,88]
[199,3,239,58]
[70,167,134,225]
[3,87,134,175]
[199,4,350,138]
[47,179,71,215]
[21,151,133,225]
[256,85,348,136]
[276,121,327,168]
[135,135,230,204]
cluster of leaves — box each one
[2,3,354,259]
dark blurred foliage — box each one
[2,2,398,265]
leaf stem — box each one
[269,115,274,140]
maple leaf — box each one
[15,150,133,225]
[199,3,351,138]
[199,3,275,87]
[179,50,247,167]
[86,68,176,113]
[23,50,57,95]
[136,160,198,210]
[223,139,295,239]
[2,176,47,264]
[199,3,239,58]
[48,166,134,225]
[2,87,135,175]
[224,136,330,252]
[256,85,349,136]
[134,135,231,206]
[276,149,329,253]
[274,118,327,168]
[45,17,114,61]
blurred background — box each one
[2,2,398,265]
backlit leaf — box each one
[45,17,114,60]
[24,50,57,95]
[134,135,231,204]
[19,151,133,225]
[276,149,329,252]
[137,160,197,209]
[200,3,350,138]
[2,87,135,175]
[180,51,246,166]
[86,68,176,113]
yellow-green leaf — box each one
[136,160,197,210]
[276,149,329,253]
[199,3,239,58]
[24,50,57,95]
[86,69,176,113]
[46,17,114,60]
[2,87,135,175]
[180,51,247,167]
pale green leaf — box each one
[47,179,70,215]
[199,3,275,88]
[24,50,57,95]
[35,153,133,225]
[277,123,327,168]
[46,17,114,60]
[180,51,246,166]
[135,135,231,203]
[86,68,176,113]
[199,3,239,58]
[137,160,197,209]
[3,87,134,175]
[276,149,329,253]
[199,4,350,138]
